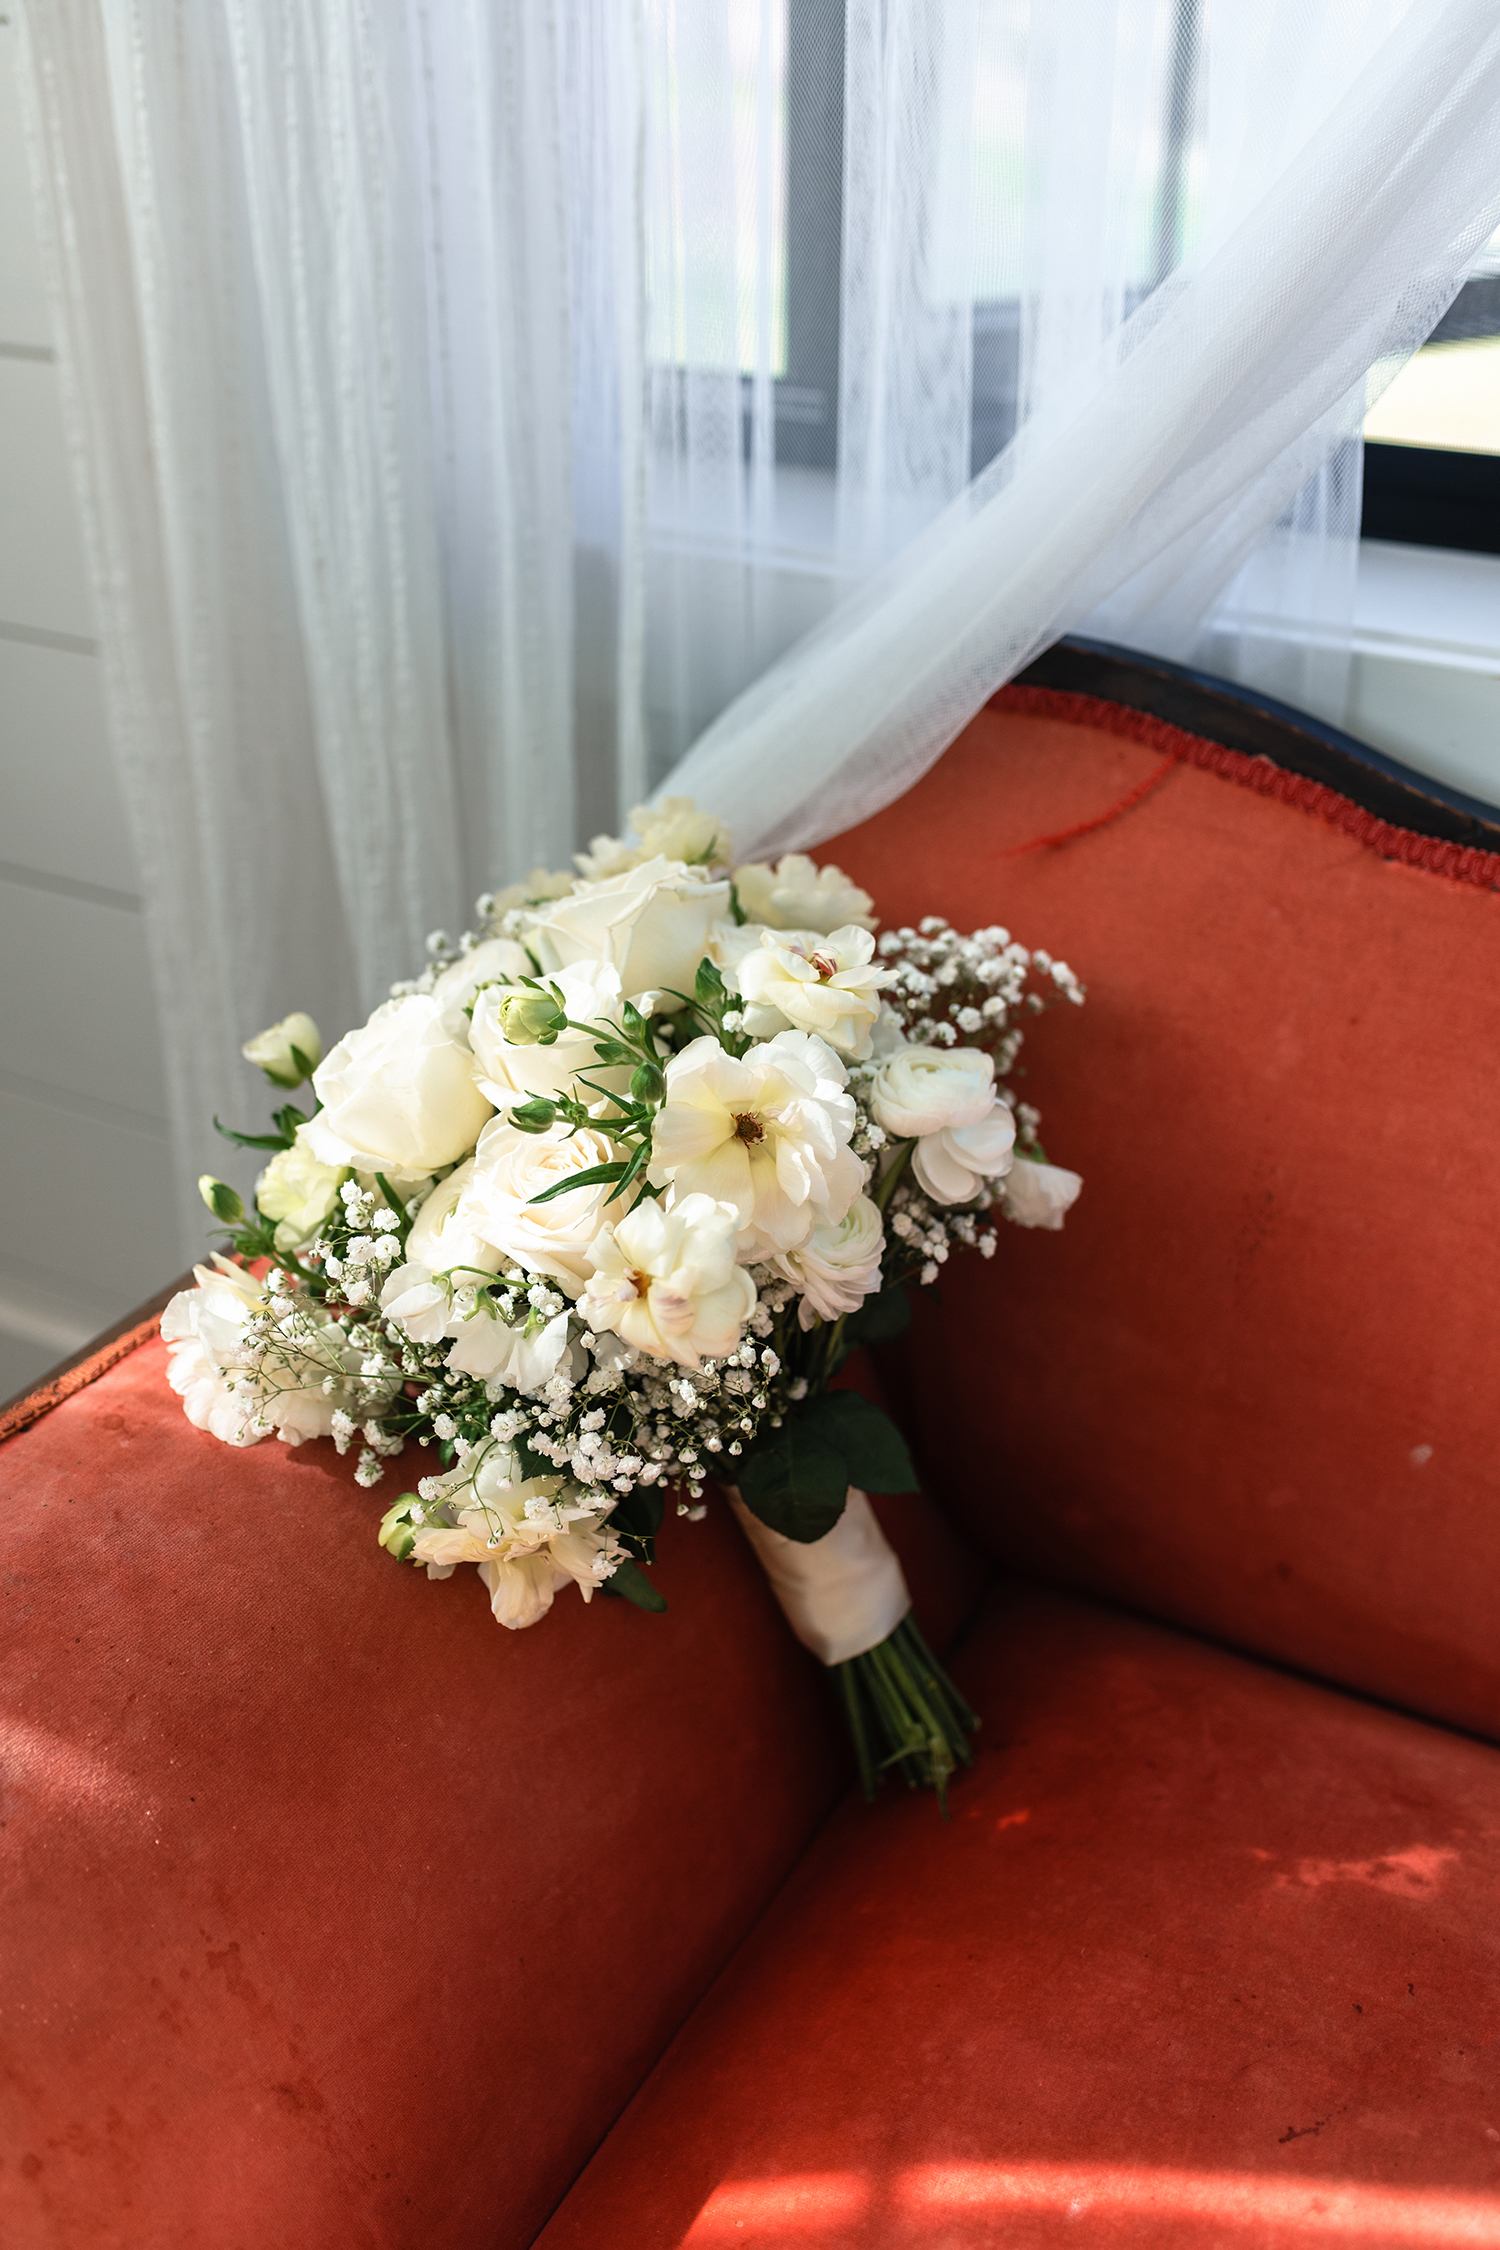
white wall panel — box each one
[0,22,52,350]
[0,1083,176,1307]
[0,637,137,894]
[0,360,96,640]
[0,878,167,1119]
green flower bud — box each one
[493,985,567,1045]
[198,1176,245,1226]
[509,1096,560,1134]
[629,1059,665,1104]
[377,1497,421,1562]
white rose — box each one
[457,1115,619,1296]
[255,1127,346,1250]
[242,1010,323,1088]
[734,926,890,1059]
[581,1192,755,1369]
[430,936,533,1031]
[405,1157,503,1281]
[869,1043,997,1139]
[648,1029,863,1258]
[1001,1155,1084,1230]
[409,1445,620,1629]
[309,994,493,1175]
[733,854,875,934]
[774,1195,885,1330]
[529,855,731,1009]
[911,1108,1017,1206]
[469,961,631,1112]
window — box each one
[1361,235,1500,556]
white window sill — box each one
[1348,540,1500,811]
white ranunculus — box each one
[309,994,493,1175]
[733,853,875,935]
[469,960,630,1113]
[911,1107,1018,1206]
[487,867,578,918]
[409,1446,620,1629]
[528,855,731,1009]
[581,1192,755,1369]
[404,1157,503,1281]
[1001,1155,1084,1230]
[869,1043,997,1139]
[734,926,890,1059]
[575,796,732,881]
[161,1256,384,1446]
[774,1195,885,1329]
[255,1127,347,1250]
[242,1010,323,1087]
[648,1030,863,1258]
[457,1115,619,1296]
[430,936,533,1031]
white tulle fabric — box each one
[15,0,1500,1251]
[728,1487,912,1666]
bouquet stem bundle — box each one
[834,1613,978,1811]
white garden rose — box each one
[734,926,890,1058]
[255,1127,346,1250]
[457,1115,619,1296]
[773,1195,884,1329]
[648,1030,863,1258]
[161,1256,385,1446]
[430,936,533,1029]
[869,1044,998,1139]
[469,960,630,1112]
[581,1193,755,1369]
[242,1010,322,1087]
[733,853,875,934]
[1000,1155,1084,1230]
[309,993,493,1175]
[528,855,731,1008]
[911,1107,1017,1206]
[409,1447,620,1629]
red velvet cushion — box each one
[0,1336,974,2248]
[539,1583,1500,2249]
[824,690,1500,1740]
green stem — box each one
[829,1614,978,1816]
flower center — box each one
[809,951,838,981]
[628,1269,652,1298]
[733,1111,765,1144]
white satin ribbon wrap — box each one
[727,1487,911,1666]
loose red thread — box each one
[991,683,1500,892]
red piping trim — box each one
[990,683,1500,891]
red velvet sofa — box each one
[7,644,1500,2249]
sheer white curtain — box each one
[17,0,1500,1250]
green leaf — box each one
[799,1392,918,1495]
[737,1425,851,1543]
[599,1558,668,1612]
[213,1114,293,1152]
[512,1432,556,1482]
[287,1046,316,1086]
[840,1286,912,1352]
[607,1484,666,1564]
[528,1158,627,1205]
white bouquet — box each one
[170,802,1082,1805]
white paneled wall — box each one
[0,20,177,1402]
